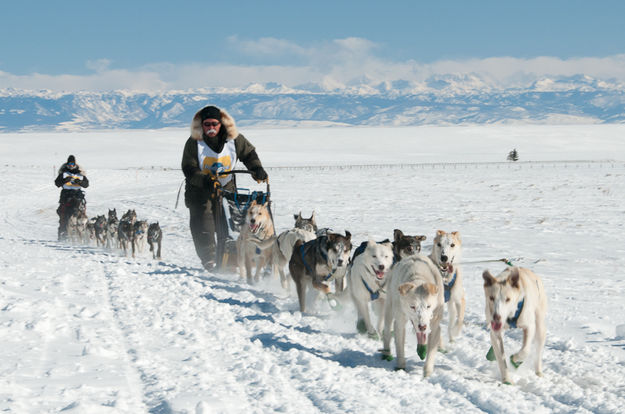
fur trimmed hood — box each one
[58,163,85,175]
[190,106,239,141]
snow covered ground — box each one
[1,125,625,413]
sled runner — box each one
[214,170,274,271]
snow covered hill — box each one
[1,126,625,413]
[1,74,624,131]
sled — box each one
[214,170,274,271]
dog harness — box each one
[507,299,525,329]
[361,277,381,301]
[443,271,457,303]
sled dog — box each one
[393,229,427,262]
[132,220,148,258]
[249,227,317,290]
[67,209,88,244]
[118,210,136,256]
[94,215,107,247]
[430,230,465,343]
[347,239,394,338]
[382,254,445,377]
[482,267,547,384]
[147,222,162,260]
[236,200,275,283]
[289,231,352,312]
[294,211,317,233]
[106,209,118,248]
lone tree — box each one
[507,148,519,162]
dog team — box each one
[66,207,163,259]
[240,201,548,384]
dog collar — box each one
[361,277,380,301]
[507,299,525,329]
[443,271,457,303]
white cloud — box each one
[1,38,625,93]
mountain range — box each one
[1,74,624,131]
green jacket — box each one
[181,107,263,207]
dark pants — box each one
[189,198,221,266]
[57,190,85,240]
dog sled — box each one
[214,170,274,271]
[57,190,87,241]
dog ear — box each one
[344,230,351,240]
[482,270,497,287]
[451,231,461,242]
[398,282,417,296]
[393,229,404,241]
[294,211,302,220]
[417,283,438,296]
[508,267,520,289]
[309,211,315,220]
[436,230,445,237]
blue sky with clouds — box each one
[2,0,625,91]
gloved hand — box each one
[251,166,268,183]
[204,174,220,193]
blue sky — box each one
[2,0,625,91]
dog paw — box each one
[510,355,523,369]
[380,352,394,361]
[486,346,496,361]
[417,344,427,360]
[356,319,367,334]
[326,293,342,311]
[367,331,380,340]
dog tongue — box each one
[416,332,427,345]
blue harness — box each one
[443,271,457,303]
[361,277,380,301]
[507,299,525,329]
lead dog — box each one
[132,220,148,258]
[236,200,275,284]
[289,231,352,313]
[347,239,394,339]
[382,254,445,377]
[430,230,465,343]
[482,267,547,384]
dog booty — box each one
[417,344,427,360]
[486,346,496,361]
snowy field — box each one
[1,125,625,413]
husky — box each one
[236,200,275,283]
[347,239,394,339]
[147,222,162,260]
[118,210,136,256]
[93,215,107,247]
[294,211,317,233]
[289,231,352,313]
[429,230,465,344]
[381,254,445,377]
[132,220,148,258]
[67,209,88,244]
[106,209,118,248]
[482,267,547,384]
[393,229,427,262]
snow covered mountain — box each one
[1,75,624,131]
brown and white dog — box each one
[483,266,547,384]
[289,231,352,313]
[382,254,445,377]
[236,200,275,284]
[430,230,465,344]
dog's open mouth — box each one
[249,222,260,233]
[372,267,385,280]
[416,331,427,345]
[439,263,454,274]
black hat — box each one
[199,106,222,121]
[67,155,76,163]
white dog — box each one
[382,254,445,377]
[482,266,547,384]
[347,240,394,339]
[429,230,465,344]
